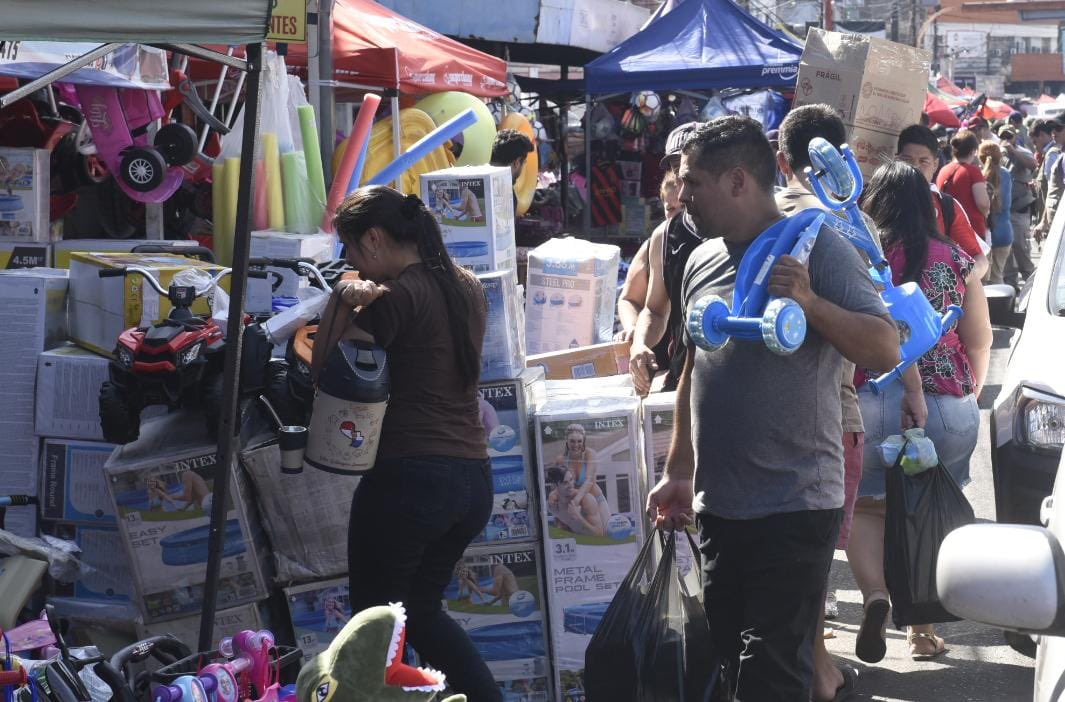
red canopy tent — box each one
[191,0,507,97]
[284,0,507,97]
[936,76,965,97]
[1037,94,1059,104]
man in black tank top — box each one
[629,123,703,394]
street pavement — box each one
[822,323,1036,701]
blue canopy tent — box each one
[584,0,803,95]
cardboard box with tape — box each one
[792,29,930,178]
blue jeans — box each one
[348,455,500,701]
[857,382,978,499]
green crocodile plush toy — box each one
[296,602,467,702]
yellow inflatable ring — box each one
[332,108,455,195]
[498,113,539,216]
[414,92,496,167]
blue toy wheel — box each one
[808,137,856,202]
[761,298,806,355]
[687,294,731,351]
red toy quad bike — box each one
[98,265,271,445]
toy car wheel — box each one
[761,298,807,355]
[120,147,167,192]
[154,123,198,167]
[686,294,731,352]
[99,381,141,445]
[808,137,856,201]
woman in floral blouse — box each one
[845,161,992,664]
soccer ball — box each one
[634,91,662,121]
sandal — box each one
[908,630,947,660]
[855,598,889,663]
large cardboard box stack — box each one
[68,252,228,356]
[103,412,271,623]
[792,29,931,178]
[640,392,697,577]
[0,269,68,536]
[35,344,111,441]
[527,341,630,381]
[443,543,552,701]
[534,383,644,700]
[421,166,516,275]
[0,148,50,242]
[475,369,545,546]
[524,238,620,356]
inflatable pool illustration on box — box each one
[445,241,489,259]
[562,602,609,636]
[491,455,526,494]
[0,194,24,219]
[467,621,546,662]
[159,519,245,566]
[285,579,353,661]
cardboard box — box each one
[474,369,545,546]
[284,578,353,662]
[0,269,67,535]
[137,602,264,653]
[41,439,117,525]
[52,240,201,269]
[239,436,359,583]
[104,412,270,622]
[44,522,133,602]
[0,242,50,269]
[793,29,930,178]
[0,148,50,242]
[524,238,620,355]
[421,166,516,275]
[444,543,551,701]
[534,389,645,698]
[527,341,630,381]
[478,270,524,383]
[641,391,697,577]
[68,252,227,356]
[247,230,335,313]
[35,344,110,440]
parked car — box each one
[991,220,1065,525]
[938,449,1065,700]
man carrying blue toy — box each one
[646,116,900,701]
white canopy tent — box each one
[0,0,273,653]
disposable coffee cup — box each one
[278,426,308,474]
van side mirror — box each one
[937,523,1065,634]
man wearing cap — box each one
[629,122,705,395]
[1009,111,1031,150]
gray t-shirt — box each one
[682,223,887,519]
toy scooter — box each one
[74,85,195,203]
[804,138,963,393]
[93,636,192,702]
[150,630,287,702]
[687,208,826,355]
[97,265,270,445]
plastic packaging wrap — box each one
[878,429,939,475]
[525,237,620,355]
[0,530,81,582]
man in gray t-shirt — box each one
[647,116,898,701]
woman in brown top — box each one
[329,185,498,701]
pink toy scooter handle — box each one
[220,630,276,696]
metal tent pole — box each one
[319,0,336,187]
[583,94,592,236]
[197,41,264,654]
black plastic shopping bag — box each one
[885,452,976,628]
[633,530,718,702]
[584,531,656,701]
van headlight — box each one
[1018,387,1065,451]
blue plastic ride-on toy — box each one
[804,137,963,393]
[687,207,826,355]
